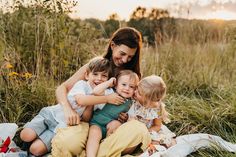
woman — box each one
[51,27,151,157]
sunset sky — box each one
[69,0,236,20]
[1,0,236,20]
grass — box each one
[141,40,236,156]
[0,14,236,155]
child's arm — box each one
[81,106,93,122]
[74,93,124,106]
[149,118,162,132]
[93,77,116,95]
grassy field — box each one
[0,6,236,156]
[141,41,236,156]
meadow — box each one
[0,4,236,157]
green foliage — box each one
[103,19,120,37]
[175,19,233,45]
[128,6,175,45]
[84,17,120,38]
[0,1,106,124]
[0,71,56,125]
[127,7,235,46]
[0,5,104,81]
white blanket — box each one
[141,133,236,157]
[0,123,18,140]
[0,123,27,157]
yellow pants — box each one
[50,120,151,157]
[50,122,89,157]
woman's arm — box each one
[56,63,88,126]
[149,118,162,132]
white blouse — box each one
[128,101,162,128]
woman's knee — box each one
[51,123,89,156]
[20,128,37,142]
[125,120,148,135]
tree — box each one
[109,13,120,21]
[2,0,78,14]
[130,6,147,19]
[128,7,175,45]
[103,13,120,37]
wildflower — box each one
[22,72,33,79]
[6,63,13,69]
[8,72,19,77]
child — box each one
[128,75,236,157]
[20,57,124,156]
[86,70,139,157]
[128,75,175,156]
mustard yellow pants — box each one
[50,120,151,157]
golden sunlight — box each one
[205,10,236,20]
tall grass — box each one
[142,39,236,156]
[0,6,107,125]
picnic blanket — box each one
[0,123,27,157]
[139,133,236,157]
[2,123,235,157]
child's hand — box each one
[106,93,124,105]
[108,77,116,87]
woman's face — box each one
[111,43,137,67]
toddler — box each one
[128,75,175,156]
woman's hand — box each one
[118,112,128,123]
[106,93,124,105]
[63,106,80,126]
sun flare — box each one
[205,10,236,20]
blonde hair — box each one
[116,70,139,85]
[138,75,170,123]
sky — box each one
[1,0,236,20]
[68,0,236,20]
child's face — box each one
[115,75,136,98]
[86,71,109,88]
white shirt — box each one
[48,80,113,132]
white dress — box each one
[128,101,176,146]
